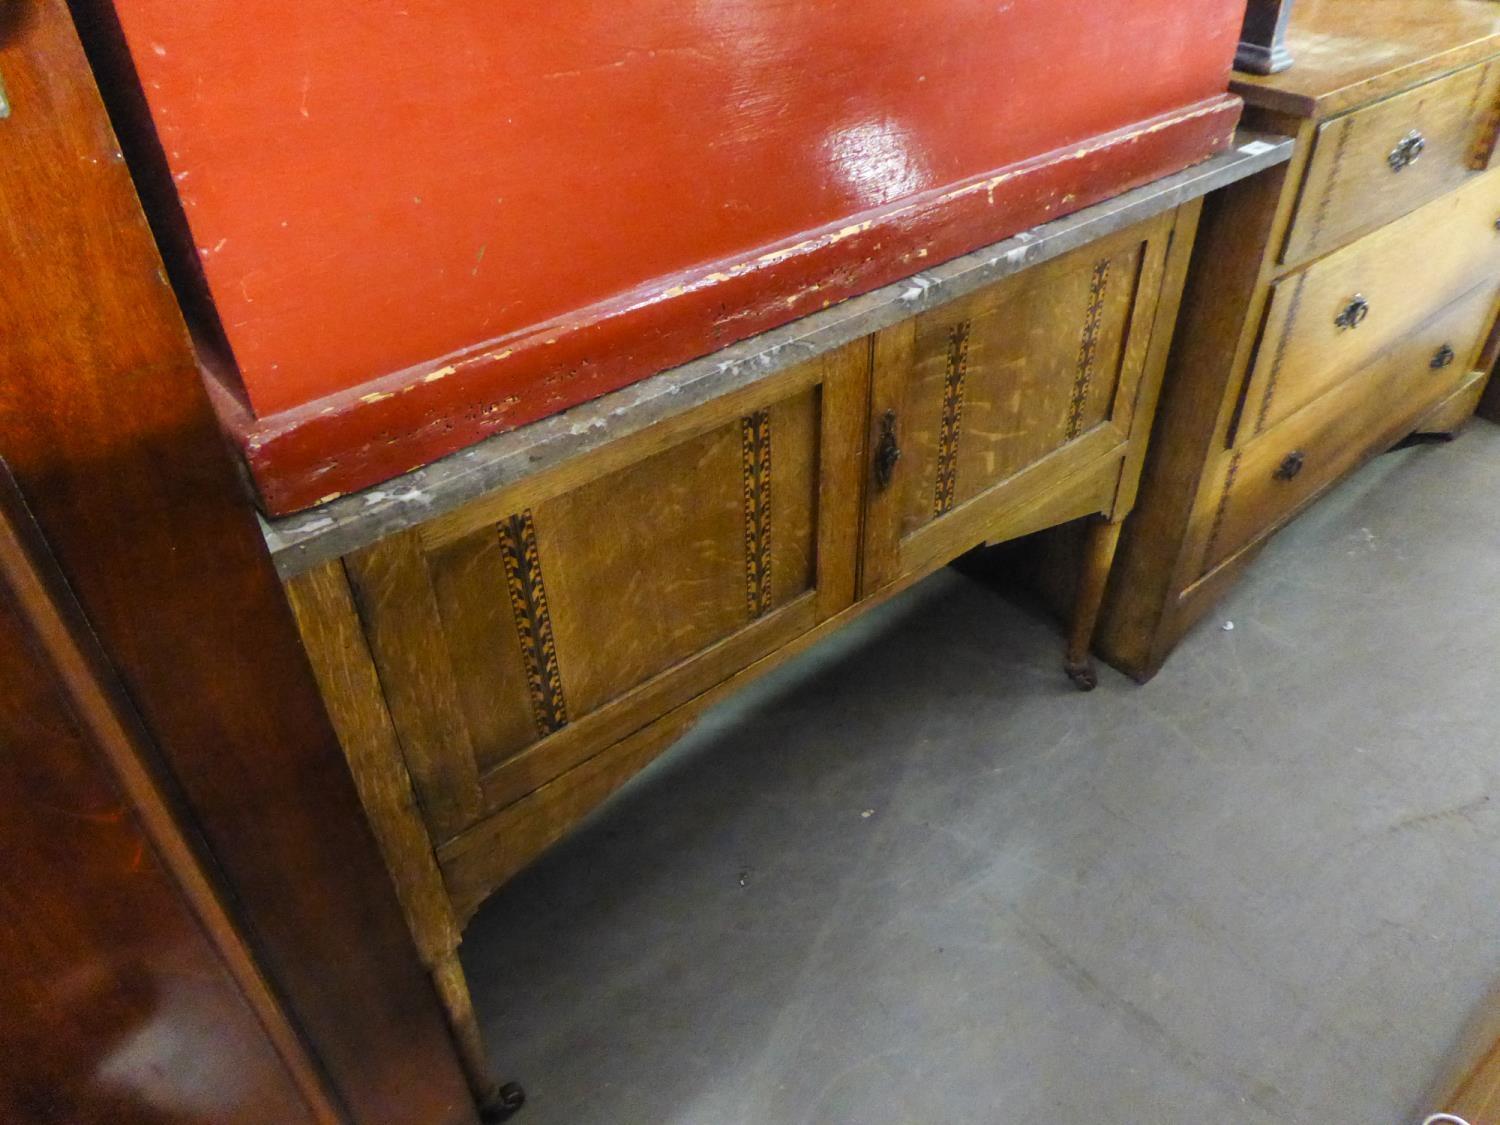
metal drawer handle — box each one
[0,68,9,120]
[1335,294,1370,330]
[1388,130,1426,172]
[1431,344,1457,370]
[873,409,902,491]
[1274,451,1306,481]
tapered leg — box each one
[1065,517,1125,691]
[432,952,526,1120]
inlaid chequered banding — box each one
[1066,259,1113,440]
[741,409,773,619]
[935,321,972,515]
[497,509,569,737]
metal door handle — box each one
[1388,130,1426,172]
[873,410,901,491]
[1335,294,1370,330]
[0,67,10,120]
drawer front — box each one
[310,345,868,839]
[1238,168,1500,443]
[860,212,1178,592]
[1202,283,1496,575]
[1285,58,1500,264]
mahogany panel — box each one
[0,467,322,1125]
[0,1,479,1119]
[99,0,1243,511]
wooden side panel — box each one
[283,562,459,968]
[1096,113,1311,681]
[0,469,327,1125]
[345,533,485,839]
[863,213,1174,592]
[0,1,481,1118]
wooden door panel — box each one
[862,213,1174,592]
[335,345,866,839]
[537,385,820,716]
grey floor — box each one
[464,421,1500,1125]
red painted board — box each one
[106,1,1245,512]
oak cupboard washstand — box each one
[261,142,1289,1098]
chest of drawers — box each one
[1098,0,1500,681]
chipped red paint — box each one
[107,1,1245,512]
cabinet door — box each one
[860,213,1176,594]
[336,343,867,843]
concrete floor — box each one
[465,420,1500,1125]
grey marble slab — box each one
[263,132,1293,578]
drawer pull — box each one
[1274,451,1306,481]
[1388,130,1426,172]
[1335,294,1370,330]
[873,409,902,491]
[1431,344,1456,370]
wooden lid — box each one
[1233,0,1500,118]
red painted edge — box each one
[221,94,1242,514]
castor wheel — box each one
[1064,659,1098,692]
[480,1082,526,1122]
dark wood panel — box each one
[0,466,324,1125]
[0,1,480,1120]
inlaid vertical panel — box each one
[317,348,857,856]
[934,321,971,515]
[498,510,570,737]
[741,409,774,619]
[1066,258,1114,440]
